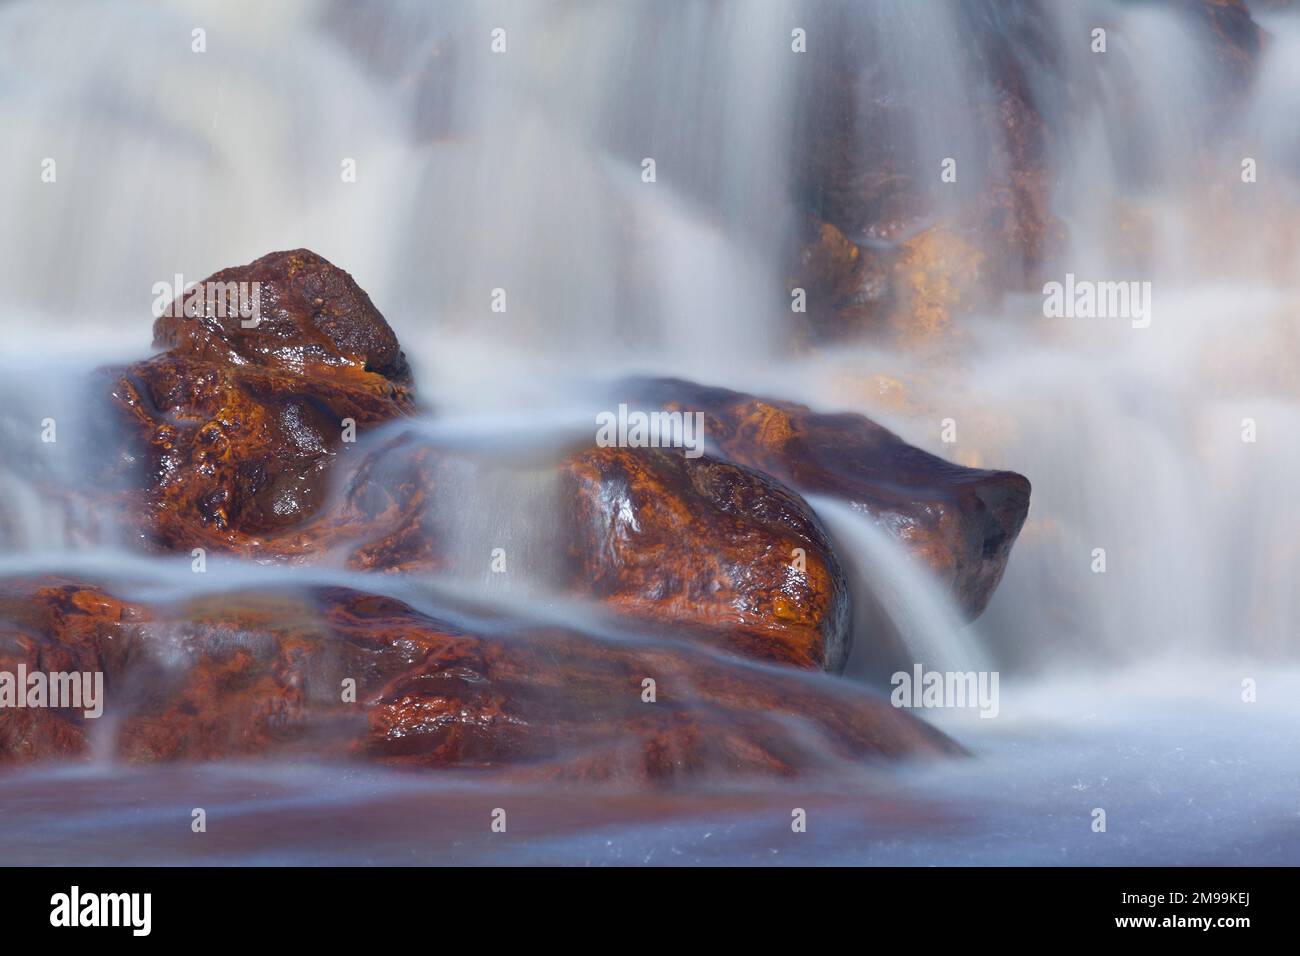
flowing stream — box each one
[1,0,1298,864]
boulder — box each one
[785,1,1078,339]
[0,578,957,783]
[98,250,415,556]
[619,378,1031,621]
[561,446,851,672]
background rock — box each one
[623,377,1031,621]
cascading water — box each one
[809,495,990,676]
[1,0,1298,864]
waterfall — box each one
[1,0,1299,866]
[2,0,1298,676]
[809,495,991,676]
[0,0,1295,661]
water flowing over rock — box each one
[61,242,1030,670]
[1195,0,1263,94]
[0,243,1036,777]
[0,578,956,781]
[786,213,890,343]
[789,0,1062,338]
[153,248,413,386]
[1,0,1297,867]
[327,431,446,573]
[562,446,851,672]
[620,377,1032,622]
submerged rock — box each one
[327,430,445,573]
[0,578,956,782]
[790,0,1062,329]
[1189,0,1263,99]
[56,247,1025,693]
[620,377,1031,622]
[562,446,851,672]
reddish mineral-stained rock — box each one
[561,446,851,672]
[152,248,413,389]
[786,214,891,343]
[98,250,416,557]
[1195,0,1263,93]
[327,430,445,573]
[620,378,1031,622]
[0,578,956,782]
[0,583,138,761]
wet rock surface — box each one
[789,0,1063,340]
[0,247,1036,779]
[562,446,851,672]
[621,377,1031,621]
[0,578,956,781]
[785,0,1265,343]
[99,250,415,556]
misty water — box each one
[2,0,1299,864]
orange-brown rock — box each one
[0,578,956,782]
[620,378,1031,621]
[97,250,415,556]
[561,447,850,672]
[789,3,1067,338]
[153,248,412,388]
[786,214,890,342]
[789,0,1264,313]
[793,49,927,248]
[971,28,1065,293]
